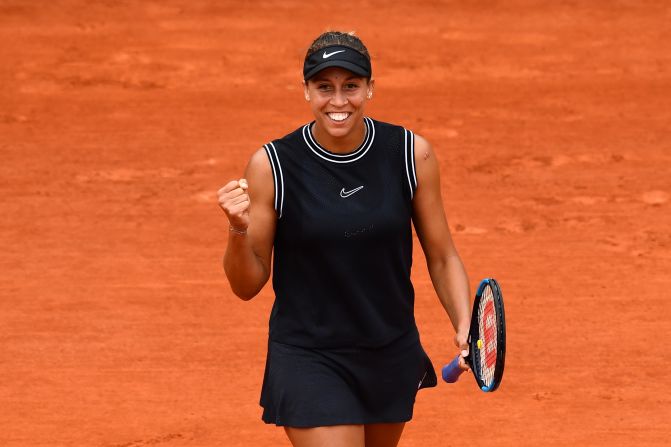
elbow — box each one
[233,287,258,301]
[229,282,262,301]
[426,254,449,271]
[224,261,270,301]
[426,252,462,274]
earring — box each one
[305,95,310,101]
[367,92,372,99]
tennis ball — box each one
[477,339,483,349]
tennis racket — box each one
[442,278,506,392]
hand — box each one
[454,330,470,372]
[218,178,250,231]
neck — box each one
[312,119,366,154]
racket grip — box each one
[441,355,464,383]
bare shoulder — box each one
[413,133,436,163]
[412,133,440,188]
[246,147,273,177]
[244,147,274,203]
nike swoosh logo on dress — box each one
[323,50,346,59]
[340,186,364,198]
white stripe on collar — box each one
[301,117,376,164]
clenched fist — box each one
[218,178,250,231]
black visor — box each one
[303,45,372,80]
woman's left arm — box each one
[411,134,472,361]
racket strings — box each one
[477,285,498,388]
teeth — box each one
[328,112,350,122]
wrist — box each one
[456,321,470,334]
[229,225,247,235]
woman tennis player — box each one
[218,31,471,447]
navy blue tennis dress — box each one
[259,117,437,427]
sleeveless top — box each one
[263,117,419,349]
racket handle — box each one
[441,355,465,383]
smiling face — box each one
[303,67,374,151]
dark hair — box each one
[305,31,371,62]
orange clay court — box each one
[1,1,669,446]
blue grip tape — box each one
[441,355,464,383]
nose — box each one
[330,88,348,107]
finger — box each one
[218,187,245,201]
[459,350,471,369]
[218,180,242,195]
[458,356,471,371]
[227,200,250,216]
[458,349,470,371]
[219,194,249,213]
[239,178,248,190]
[229,193,250,206]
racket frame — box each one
[467,278,506,392]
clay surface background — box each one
[1,1,669,446]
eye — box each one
[344,83,360,90]
[317,84,333,92]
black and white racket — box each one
[442,278,506,392]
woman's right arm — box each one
[218,148,277,300]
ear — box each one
[366,78,375,99]
[303,80,310,101]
